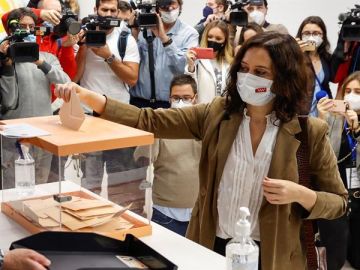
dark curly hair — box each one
[224,31,311,123]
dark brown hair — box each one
[7,7,37,30]
[238,22,264,45]
[170,74,197,95]
[224,31,311,123]
[296,16,331,62]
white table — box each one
[0,182,226,270]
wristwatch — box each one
[162,38,173,47]
[104,54,116,65]
[0,249,5,270]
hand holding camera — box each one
[317,97,350,119]
[150,14,168,42]
[39,9,61,26]
[186,49,197,72]
[296,38,316,52]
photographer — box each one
[74,0,140,191]
[0,8,70,187]
[243,0,287,33]
[36,0,79,82]
[185,20,233,103]
[296,16,334,117]
[75,0,139,96]
[233,0,288,46]
[194,0,229,41]
[317,72,360,270]
[129,0,199,109]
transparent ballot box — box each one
[0,115,154,240]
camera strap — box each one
[143,29,156,103]
[117,30,130,60]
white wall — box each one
[78,0,359,51]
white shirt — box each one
[81,27,140,103]
[216,109,279,241]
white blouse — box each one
[216,109,280,241]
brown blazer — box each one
[103,97,347,270]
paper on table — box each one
[61,198,112,211]
[64,205,121,219]
[0,123,50,138]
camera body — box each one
[339,5,360,42]
[2,21,44,63]
[130,0,173,28]
[228,0,250,27]
[81,15,121,47]
[53,9,81,36]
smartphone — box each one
[191,47,214,59]
[303,41,316,52]
[330,100,349,113]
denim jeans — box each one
[151,208,189,237]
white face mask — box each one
[344,92,360,111]
[249,10,265,26]
[171,100,193,109]
[302,35,323,48]
[160,8,180,24]
[237,72,275,106]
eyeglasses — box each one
[170,95,195,104]
[301,31,323,39]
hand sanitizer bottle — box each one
[15,143,35,196]
[226,207,259,270]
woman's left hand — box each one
[263,177,302,204]
[263,177,317,211]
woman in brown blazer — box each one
[55,32,347,270]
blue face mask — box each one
[203,6,213,18]
[23,34,36,43]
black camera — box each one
[229,0,251,26]
[81,15,121,47]
[53,9,81,36]
[339,5,360,42]
[130,0,173,28]
[0,20,42,63]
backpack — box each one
[117,30,130,60]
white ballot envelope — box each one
[59,88,85,130]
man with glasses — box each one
[134,74,201,236]
[129,0,198,109]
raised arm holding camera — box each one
[129,0,199,109]
[0,8,70,187]
[74,0,139,90]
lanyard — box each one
[344,122,357,163]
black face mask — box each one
[207,40,224,52]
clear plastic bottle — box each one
[15,144,35,196]
[226,207,259,270]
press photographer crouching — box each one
[317,71,360,269]
[0,8,70,187]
